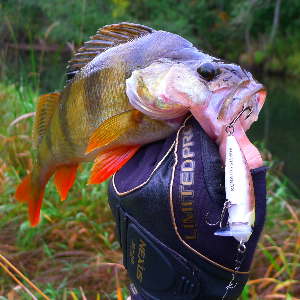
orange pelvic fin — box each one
[15,173,45,227]
[53,164,79,201]
[85,110,142,154]
[88,146,140,184]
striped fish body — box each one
[16,24,199,226]
[45,29,195,160]
[34,28,199,174]
[15,23,266,227]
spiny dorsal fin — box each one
[66,23,155,81]
[32,92,60,148]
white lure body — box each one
[215,135,255,242]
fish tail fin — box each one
[53,164,79,201]
[15,173,45,227]
[88,146,140,185]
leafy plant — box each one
[0,77,128,299]
[1,2,300,298]
[240,149,300,299]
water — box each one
[247,76,300,189]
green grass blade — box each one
[258,242,281,271]
[28,30,38,92]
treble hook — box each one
[205,200,231,231]
[225,106,253,135]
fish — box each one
[15,22,266,227]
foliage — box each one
[0,82,299,298]
[237,146,300,299]
[0,1,300,298]
[1,0,300,87]
[0,82,128,299]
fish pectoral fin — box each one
[88,146,140,184]
[15,173,45,227]
[53,164,79,201]
[85,109,142,154]
[32,92,60,148]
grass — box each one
[1,80,300,300]
[1,16,128,300]
[0,81,129,299]
[242,147,300,299]
[0,16,299,299]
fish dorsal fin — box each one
[32,92,60,148]
[66,23,155,81]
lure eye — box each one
[197,62,219,81]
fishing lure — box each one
[214,106,255,243]
[209,106,256,298]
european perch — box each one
[15,23,266,226]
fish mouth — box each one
[218,80,267,132]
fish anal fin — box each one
[15,173,45,227]
[86,109,142,154]
[88,146,140,185]
[66,23,154,81]
[53,164,79,201]
[32,92,60,148]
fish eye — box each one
[197,62,219,81]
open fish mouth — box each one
[218,80,267,132]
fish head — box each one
[126,59,266,140]
[190,61,267,139]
